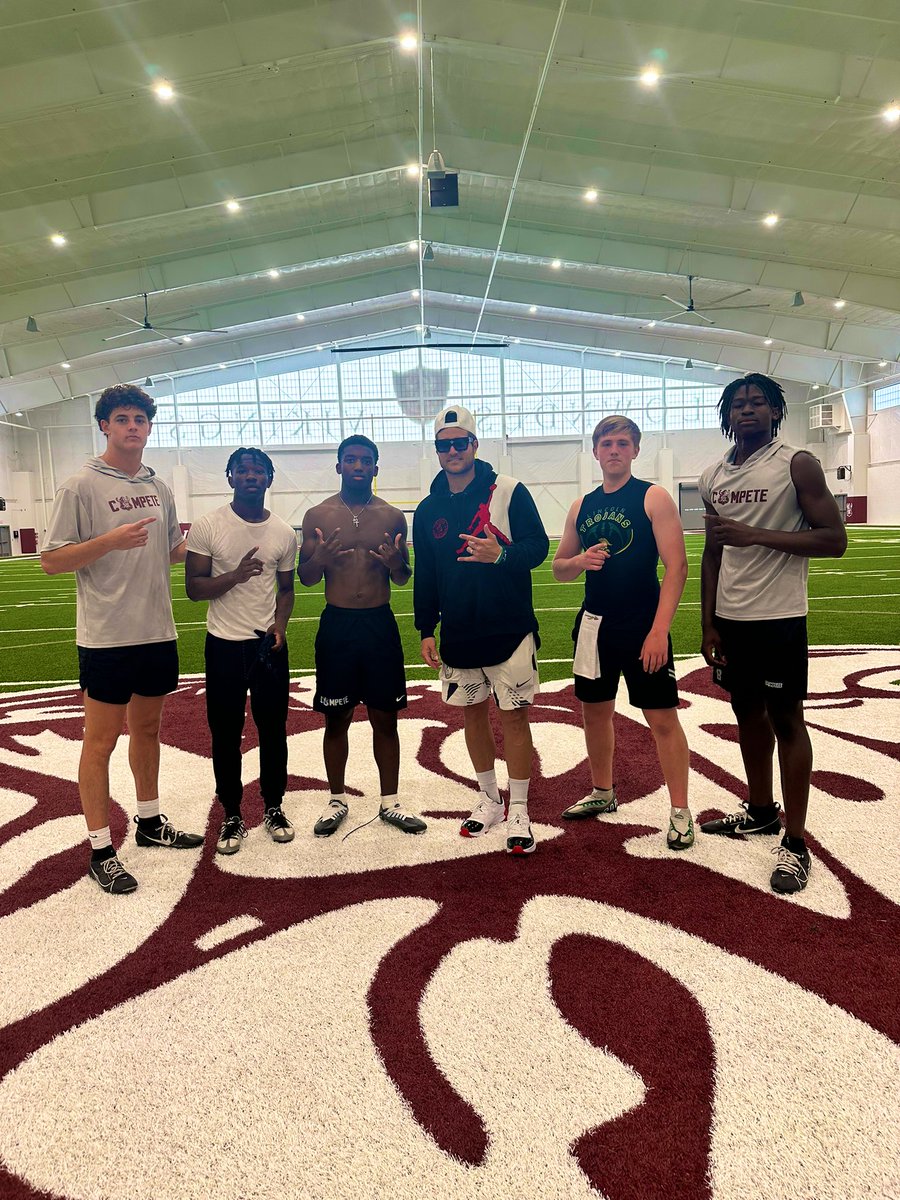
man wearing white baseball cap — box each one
[413,405,549,854]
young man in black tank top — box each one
[552,416,694,850]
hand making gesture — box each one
[369,532,406,572]
[107,516,157,551]
[232,546,264,584]
[703,512,758,549]
[458,529,504,563]
[312,527,352,565]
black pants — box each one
[205,633,289,817]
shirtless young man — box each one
[298,436,425,836]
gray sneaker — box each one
[88,855,138,895]
[379,803,427,835]
[216,815,247,855]
[264,806,295,843]
[562,790,618,819]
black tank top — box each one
[576,477,659,630]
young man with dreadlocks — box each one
[186,448,298,853]
[298,436,424,837]
[699,373,847,893]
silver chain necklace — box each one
[339,492,373,528]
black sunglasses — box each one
[435,436,474,453]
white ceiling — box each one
[1,0,900,413]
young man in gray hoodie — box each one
[42,384,203,895]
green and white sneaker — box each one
[562,789,618,820]
[667,808,695,851]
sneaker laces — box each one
[506,807,530,836]
[265,807,290,829]
[771,845,806,877]
[468,795,501,823]
[100,856,129,880]
[219,816,246,841]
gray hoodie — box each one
[44,457,182,648]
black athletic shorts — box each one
[77,640,179,706]
[572,609,679,709]
[313,604,407,714]
[713,616,808,703]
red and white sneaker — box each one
[506,806,536,855]
[460,794,506,838]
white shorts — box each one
[441,634,539,710]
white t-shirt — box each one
[187,505,298,641]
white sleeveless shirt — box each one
[698,440,811,620]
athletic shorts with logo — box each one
[571,609,678,709]
[314,604,407,713]
[441,633,539,710]
[713,615,808,703]
[77,640,179,706]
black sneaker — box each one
[264,806,295,844]
[699,801,782,836]
[216,815,247,855]
[770,842,811,894]
[379,803,427,834]
[314,800,349,837]
[88,855,138,895]
[134,815,204,849]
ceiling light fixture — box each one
[408,240,419,251]
[792,291,805,307]
[153,80,175,101]
[613,350,622,357]
[763,213,780,227]
[25,316,39,333]
[181,336,192,343]
[528,305,537,313]
[225,199,241,213]
[584,188,599,202]
[640,66,660,87]
[405,163,421,178]
[411,289,420,298]
[50,232,67,246]
[267,269,281,279]
[399,33,417,52]
[61,362,71,370]
[647,320,657,328]
[882,103,900,124]
[764,338,773,345]
[834,299,846,309]
[878,359,888,367]
[551,259,562,269]
[812,383,821,390]
[714,365,722,371]
[296,313,306,322]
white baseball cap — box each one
[434,404,477,437]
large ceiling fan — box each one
[613,274,771,326]
[103,292,228,346]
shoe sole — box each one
[506,842,536,855]
[134,836,203,849]
[215,842,241,855]
[380,822,426,835]
[267,831,295,843]
[88,872,137,895]
[771,878,808,894]
[700,821,781,836]
[562,803,617,819]
[667,837,694,852]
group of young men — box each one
[41,373,846,898]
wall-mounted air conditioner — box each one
[809,403,839,430]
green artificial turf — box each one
[0,528,897,693]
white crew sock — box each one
[381,794,399,811]
[136,797,160,822]
[88,825,112,852]
[508,777,529,806]
[330,793,348,805]
[591,786,615,799]
[475,769,501,801]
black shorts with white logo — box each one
[572,611,679,710]
[313,604,407,714]
[713,615,808,704]
[77,640,179,706]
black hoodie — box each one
[413,459,549,668]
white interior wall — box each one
[867,408,900,525]
[0,397,881,547]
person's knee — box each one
[499,707,532,739]
[767,702,806,741]
[83,724,121,758]
[324,708,354,736]
[368,708,398,736]
[644,707,681,737]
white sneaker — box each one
[216,815,247,856]
[460,794,506,838]
[667,808,694,851]
[506,806,536,855]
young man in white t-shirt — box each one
[186,448,298,854]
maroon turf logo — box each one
[0,648,897,1198]
[433,517,449,539]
